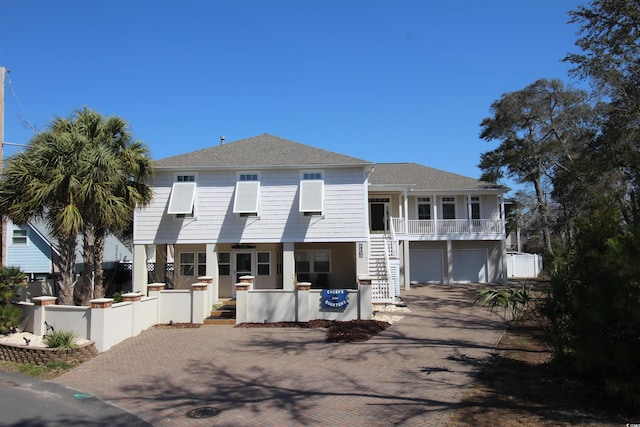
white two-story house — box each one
[132,134,509,304]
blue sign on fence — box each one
[320,289,349,309]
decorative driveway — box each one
[53,284,507,426]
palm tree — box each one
[70,109,153,303]
[0,128,87,304]
[0,108,154,305]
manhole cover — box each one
[186,407,221,418]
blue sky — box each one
[1,0,586,190]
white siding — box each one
[135,167,368,244]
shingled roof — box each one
[369,163,509,192]
[154,134,372,169]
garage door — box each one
[410,249,443,283]
[452,249,488,283]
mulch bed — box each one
[236,319,391,343]
[153,323,202,329]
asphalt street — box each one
[0,370,151,427]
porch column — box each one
[500,239,508,284]
[355,241,368,279]
[206,243,219,306]
[283,242,295,290]
[467,194,473,232]
[446,240,453,285]
[133,244,148,296]
[499,194,506,234]
[403,190,409,234]
[434,196,439,235]
[402,241,411,290]
[155,244,167,287]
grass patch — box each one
[0,359,78,380]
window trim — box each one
[441,196,456,220]
[470,196,481,220]
[12,228,28,245]
[179,252,196,276]
[257,251,271,276]
[218,252,231,276]
[417,197,431,220]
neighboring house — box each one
[132,134,509,304]
[6,219,59,281]
[6,218,133,280]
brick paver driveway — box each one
[54,284,507,426]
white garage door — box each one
[452,249,488,283]
[410,249,443,283]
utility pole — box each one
[0,66,6,267]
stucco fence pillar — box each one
[358,276,373,320]
[31,296,57,336]
[296,282,311,322]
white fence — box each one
[15,276,375,353]
[234,277,373,323]
[506,252,543,278]
[15,279,213,353]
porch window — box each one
[257,251,271,276]
[300,171,324,214]
[442,197,456,220]
[417,197,431,220]
[233,172,260,215]
[12,229,27,245]
[179,252,195,276]
[470,196,481,220]
[294,250,331,273]
[294,251,310,273]
[313,250,331,273]
[168,182,197,215]
[197,252,206,276]
[218,252,231,276]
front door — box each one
[234,251,254,283]
[369,201,389,232]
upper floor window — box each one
[300,170,324,215]
[234,172,260,215]
[442,196,456,220]
[12,229,27,245]
[239,173,259,181]
[168,174,197,216]
[417,197,431,220]
[470,196,481,220]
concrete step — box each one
[204,317,236,325]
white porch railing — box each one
[392,218,505,236]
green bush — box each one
[43,330,77,350]
[0,304,23,334]
[0,267,27,334]
[474,285,534,321]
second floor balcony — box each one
[390,217,505,240]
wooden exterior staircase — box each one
[204,299,236,325]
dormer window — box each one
[168,174,197,217]
[300,170,324,216]
[234,172,260,216]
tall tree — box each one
[0,108,153,305]
[566,0,640,225]
[478,78,595,257]
[0,129,87,304]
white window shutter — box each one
[300,180,324,212]
[233,181,260,213]
[167,182,197,214]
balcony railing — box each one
[392,217,505,236]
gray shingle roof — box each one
[369,163,509,192]
[154,134,372,168]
